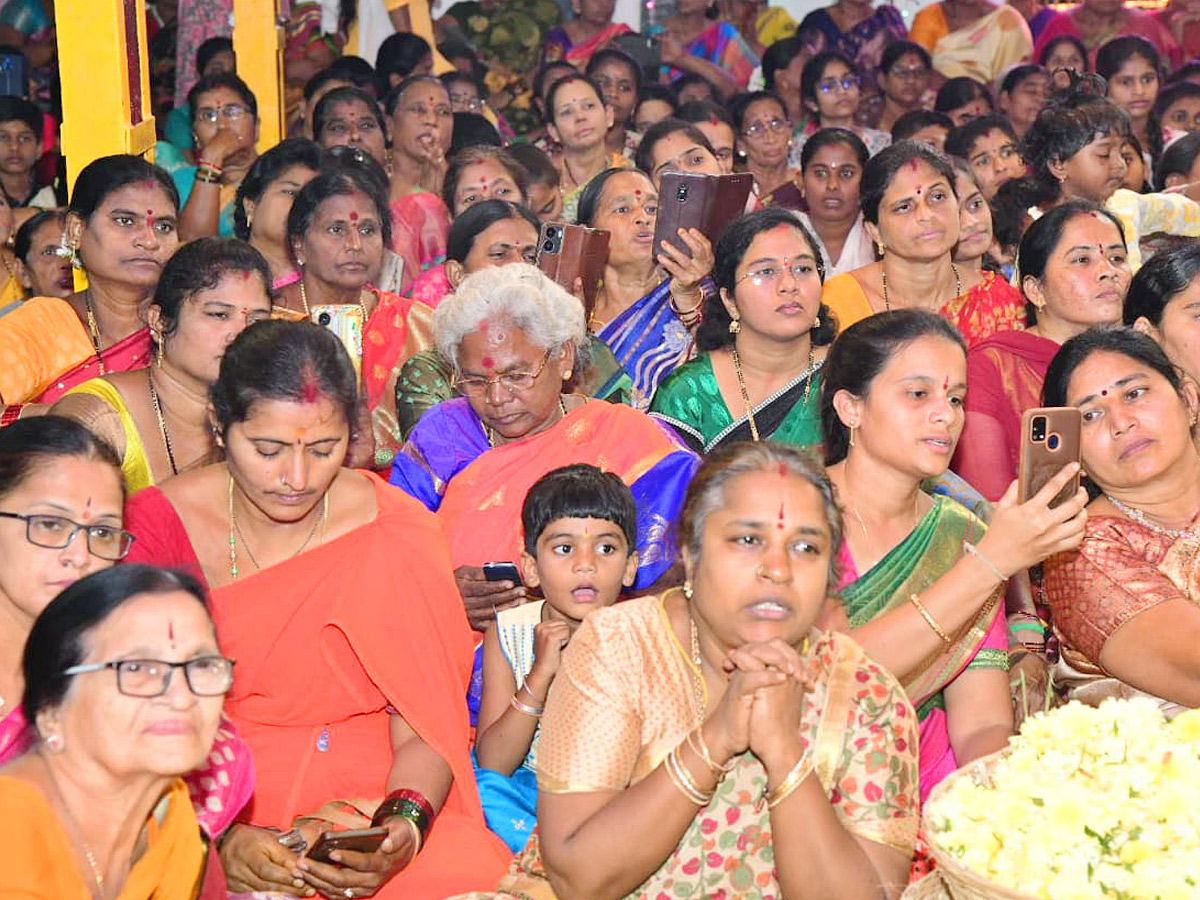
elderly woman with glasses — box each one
[731,90,804,210]
[390,263,699,634]
[0,565,232,899]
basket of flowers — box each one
[921,698,1200,900]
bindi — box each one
[146,210,155,227]
[1101,389,1108,396]
[942,376,949,391]
[481,356,494,369]
[349,211,359,222]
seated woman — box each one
[51,239,273,494]
[796,128,875,278]
[579,168,715,408]
[543,0,631,68]
[0,155,179,415]
[546,74,632,225]
[792,52,890,162]
[312,85,390,170]
[174,72,260,241]
[731,91,803,210]
[651,209,833,453]
[275,164,436,470]
[1126,244,1200,387]
[234,138,324,291]
[653,0,759,97]
[397,203,631,439]
[824,309,1088,798]
[10,209,70,306]
[1043,327,1200,714]
[634,118,724,188]
[0,565,230,898]
[821,140,1025,346]
[586,49,644,160]
[954,202,1130,502]
[453,442,921,900]
[122,320,512,899]
[909,0,1033,84]
[390,264,699,629]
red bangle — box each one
[1,405,23,427]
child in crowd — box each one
[1097,36,1165,173]
[0,96,54,216]
[945,114,1026,200]
[792,51,890,165]
[473,464,639,853]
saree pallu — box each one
[363,290,437,469]
[649,352,824,454]
[390,191,452,295]
[910,3,1032,83]
[390,398,699,590]
[543,22,632,65]
[1043,515,1198,717]
[0,777,206,900]
[209,472,510,898]
[596,278,694,409]
[838,496,1007,801]
[448,596,918,900]
[653,21,759,90]
[0,295,151,405]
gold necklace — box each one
[299,281,370,322]
[842,478,920,561]
[227,474,329,580]
[485,397,569,447]
[44,760,106,899]
[84,291,106,375]
[688,609,707,720]
[147,372,178,476]
[731,344,816,442]
[881,262,961,312]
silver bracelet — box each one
[962,540,1007,583]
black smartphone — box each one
[305,827,388,864]
[482,561,522,585]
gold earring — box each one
[876,242,886,257]
[849,424,857,447]
[155,338,164,368]
[728,316,741,334]
[682,581,694,600]
[563,369,573,380]
[814,314,821,327]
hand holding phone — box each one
[482,561,523,586]
[304,827,389,865]
[1018,407,1082,508]
[653,172,754,258]
[536,223,610,314]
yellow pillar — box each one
[233,0,286,152]
[55,0,157,193]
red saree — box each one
[123,473,511,899]
[365,290,436,467]
[939,270,1026,348]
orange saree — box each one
[364,290,436,468]
[210,473,510,899]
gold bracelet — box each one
[765,754,813,810]
[664,745,713,805]
[686,727,735,775]
[669,286,705,316]
[510,694,544,717]
[910,593,952,645]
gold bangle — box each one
[664,745,713,805]
[910,593,952,645]
[686,727,735,775]
[765,754,813,810]
[398,815,423,861]
[510,694,544,717]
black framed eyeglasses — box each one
[0,511,135,560]
[62,657,236,698]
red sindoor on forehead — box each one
[481,356,494,369]
[300,369,322,403]
[943,376,949,391]
[168,620,176,647]
[349,211,359,221]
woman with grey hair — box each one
[390,263,700,633]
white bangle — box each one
[963,540,1007,583]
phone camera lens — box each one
[1031,416,1047,441]
[543,240,554,251]
[1047,434,1061,451]
[317,312,331,326]
[677,186,688,201]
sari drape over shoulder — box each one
[654,21,759,89]
[389,191,452,294]
[364,290,436,467]
[1043,515,1197,716]
[649,353,824,454]
[390,399,699,590]
[462,595,918,900]
[838,496,1007,800]
[0,297,151,404]
[911,3,1033,83]
[64,377,154,495]
[125,472,511,899]
[0,777,205,900]
[543,21,632,65]
[596,278,694,409]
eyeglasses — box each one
[62,657,235,698]
[817,75,858,94]
[741,117,790,138]
[195,104,251,124]
[453,349,554,397]
[888,65,928,81]
[0,511,135,561]
[735,260,823,287]
[450,94,483,112]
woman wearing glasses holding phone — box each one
[730,91,804,210]
[0,565,232,899]
[174,72,260,241]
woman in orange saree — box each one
[122,320,510,900]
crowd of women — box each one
[2,0,1200,896]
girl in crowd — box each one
[653,0,759,97]
[543,0,632,67]
[824,309,1088,798]
[586,49,642,159]
[954,202,1130,501]
[731,90,803,209]
[676,100,739,173]
[1097,36,1164,173]
[312,85,390,168]
[123,320,512,899]
[0,155,179,414]
[1044,328,1200,712]
[650,209,834,453]
[278,165,435,470]
[175,72,260,241]
[875,42,934,136]
[634,84,679,134]
[11,209,70,303]
[934,77,994,127]
[910,0,1033,85]
[455,442,922,900]
[796,128,874,277]
[950,157,999,277]
[821,140,1025,345]
[547,73,630,224]
[234,137,324,290]
[0,566,229,898]
[944,115,1025,202]
[1125,244,1200,386]
[578,167,715,407]
[1020,94,1200,271]
[386,76,455,294]
[50,239,273,494]
[996,64,1050,139]
[793,52,891,160]
[1040,34,1089,89]
[390,264,698,624]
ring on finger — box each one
[344,890,354,899]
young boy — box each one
[473,464,639,851]
[0,97,54,214]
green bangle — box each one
[1010,622,1046,634]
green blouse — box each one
[649,353,824,454]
